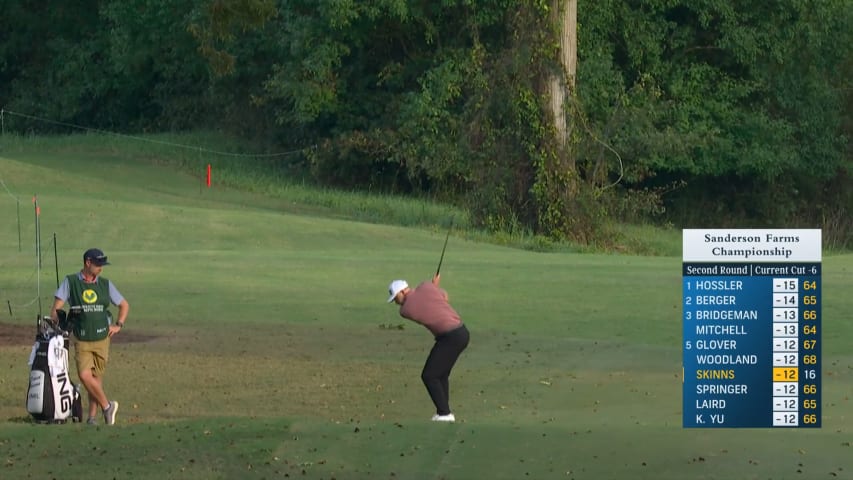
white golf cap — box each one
[387,280,409,303]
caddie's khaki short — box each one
[72,336,111,377]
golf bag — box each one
[25,313,83,423]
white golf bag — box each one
[26,315,82,423]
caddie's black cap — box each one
[83,248,110,266]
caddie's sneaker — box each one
[86,417,97,425]
[103,401,119,425]
[431,413,455,422]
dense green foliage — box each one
[1,0,850,247]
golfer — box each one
[387,273,469,422]
[50,248,129,425]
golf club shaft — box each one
[435,220,453,276]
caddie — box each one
[50,248,129,425]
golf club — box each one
[435,218,454,276]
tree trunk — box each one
[534,0,591,240]
[547,0,577,168]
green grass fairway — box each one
[0,147,851,479]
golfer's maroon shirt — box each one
[399,281,462,336]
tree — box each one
[534,0,597,241]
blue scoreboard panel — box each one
[682,230,821,428]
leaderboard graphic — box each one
[682,229,821,428]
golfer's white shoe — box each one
[103,400,119,425]
[431,413,455,422]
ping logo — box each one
[82,289,98,304]
[57,372,73,414]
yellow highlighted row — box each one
[683,366,803,382]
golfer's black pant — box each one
[422,324,470,415]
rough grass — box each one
[0,132,683,256]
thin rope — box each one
[0,177,21,202]
[570,99,624,189]
[0,224,57,297]
[1,109,312,158]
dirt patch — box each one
[0,322,159,347]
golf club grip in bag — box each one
[26,311,82,423]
